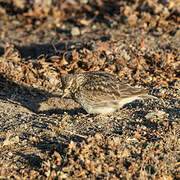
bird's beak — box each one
[61,91,67,98]
[61,90,70,98]
[61,93,66,98]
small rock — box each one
[127,14,138,26]
[71,27,80,36]
[145,110,167,120]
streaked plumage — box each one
[61,71,156,114]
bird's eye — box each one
[66,86,71,90]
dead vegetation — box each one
[0,0,179,179]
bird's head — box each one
[61,74,75,98]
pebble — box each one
[71,27,80,36]
[145,110,167,120]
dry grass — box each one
[0,0,179,179]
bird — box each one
[61,71,156,114]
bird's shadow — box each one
[39,108,87,116]
[0,76,84,116]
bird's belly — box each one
[78,99,118,114]
[90,106,116,114]
[118,97,141,108]
[77,96,143,114]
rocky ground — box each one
[0,0,179,179]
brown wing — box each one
[76,71,148,102]
[117,84,148,98]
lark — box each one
[61,71,156,114]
